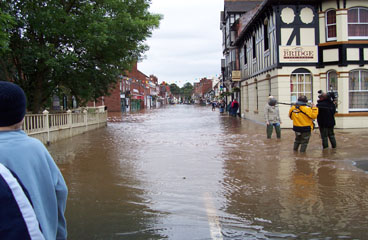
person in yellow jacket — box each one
[289,95,318,152]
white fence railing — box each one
[23,109,108,144]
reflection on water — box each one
[49,105,368,239]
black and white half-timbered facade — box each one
[220,0,263,105]
[232,0,368,128]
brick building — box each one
[193,78,213,103]
[88,63,162,117]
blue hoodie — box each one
[0,130,68,240]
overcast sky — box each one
[139,0,223,87]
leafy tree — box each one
[169,83,180,96]
[181,82,193,100]
[0,0,161,113]
[0,10,14,52]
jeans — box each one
[267,123,281,139]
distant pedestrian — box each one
[289,95,318,152]
[0,81,68,240]
[211,101,216,111]
[317,92,337,149]
[219,100,225,114]
[264,96,281,139]
[230,99,239,117]
[0,162,44,240]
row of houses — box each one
[89,63,172,118]
[192,77,216,104]
[220,0,368,129]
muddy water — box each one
[49,105,368,239]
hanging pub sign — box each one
[279,46,318,63]
[232,71,241,81]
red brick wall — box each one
[88,62,150,112]
[200,78,213,96]
[103,82,121,112]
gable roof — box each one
[224,0,263,14]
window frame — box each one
[349,69,368,111]
[244,43,248,65]
[348,7,368,40]
[264,22,269,51]
[325,9,337,41]
[290,69,313,103]
[252,35,256,59]
[327,70,338,92]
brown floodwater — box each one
[49,105,368,239]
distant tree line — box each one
[0,1,161,113]
[169,82,194,101]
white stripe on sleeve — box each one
[0,163,45,240]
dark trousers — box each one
[267,123,281,139]
[319,127,336,149]
[293,131,311,152]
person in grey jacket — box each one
[264,96,281,139]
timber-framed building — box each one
[226,0,368,128]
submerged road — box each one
[49,104,368,239]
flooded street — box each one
[49,105,368,240]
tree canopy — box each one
[181,82,193,99]
[0,0,161,113]
[169,83,180,96]
[168,82,193,101]
[0,10,13,52]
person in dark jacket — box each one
[317,93,337,149]
[0,162,44,240]
[230,99,239,117]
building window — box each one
[348,7,368,39]
[290,69,312,103]
[252,35,256,59]
[264,23,269,51]
[326,9,337,41]
[349,70,368,111]
[327,70,338,91]
[244,44,247,65]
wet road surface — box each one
[49,105,368,239]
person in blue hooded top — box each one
[0,81,68,240]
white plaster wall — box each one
[323,49,339,62]
[321,0,338,10]
[336,116,368,129]
[319,12,326,44]
[347,48,360,61]
[300,28,315,45]
[281,28,295,45]
[346,0,367,8]
[336,9,348,41]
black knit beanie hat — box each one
[0,81,27,127]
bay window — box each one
[349,70,368,111]
[348,7,368,39]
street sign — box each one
[232,71,241,81]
